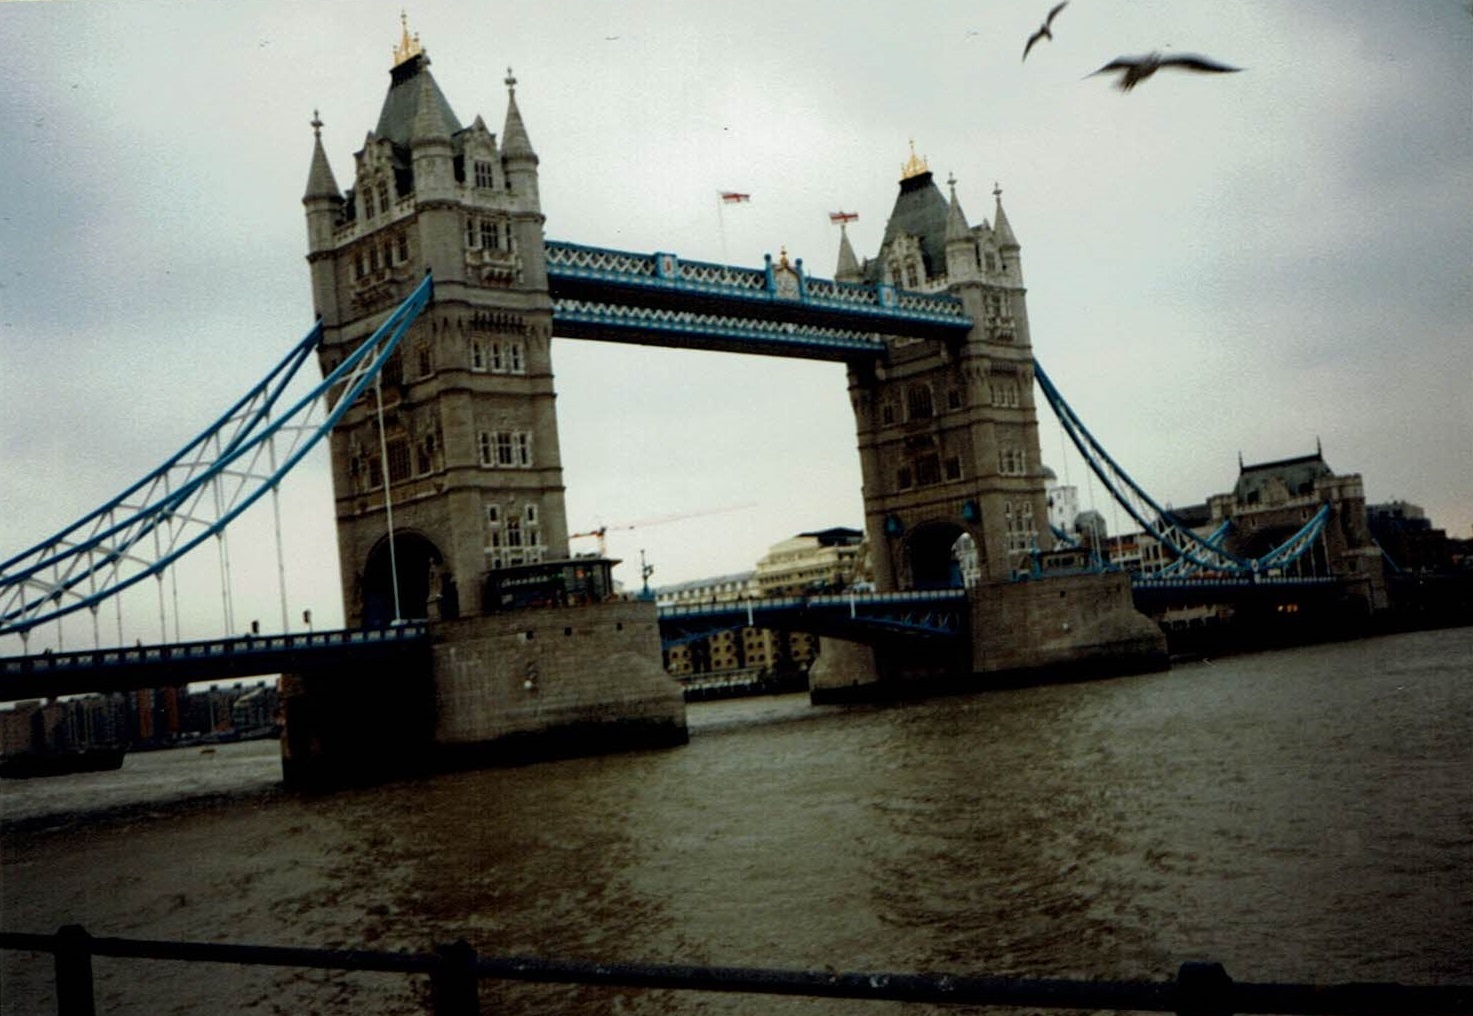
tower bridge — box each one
[0,25,1387,783]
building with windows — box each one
[753,527,866,596]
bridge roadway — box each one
[658,589,970,647]
[0,579,1348,702]
[0,591,970,702]
[0,625,431,703]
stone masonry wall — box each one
[431,599,687,747]
[970,571,1168,679]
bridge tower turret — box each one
[846,156,1048,592]
[300,23,569,627]
[817,152,1165,697]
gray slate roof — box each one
[864,171,951,285]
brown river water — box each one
[2,627,1471,1015]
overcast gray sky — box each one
[2,0,1470,650]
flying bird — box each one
[1089,51,1241,91]
[1023,2,1068,61]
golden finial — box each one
[900,139,929,180]
[393,10,424,67]
[778,246,791,270]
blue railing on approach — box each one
[0,623,429,679]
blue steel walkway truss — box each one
[545,240,971,360]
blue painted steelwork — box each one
[1034,360,1336,579]
[545,240,969,329]
[551,298,889,360]
[1154,519,1233,578]
[545,240,970,358]
[658,589,968,650]
[0,624,430,702]
[0,275,435,639]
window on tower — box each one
[907,384,934,420]
[474,160,494,188]
[387,439,411,484]
[377,180,390,214]
[480,218,496,250]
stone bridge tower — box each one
[815,149,1166,695]
[302,23,566,626]
[839,150,1046,592]
[288,23,685,785]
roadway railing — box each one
[658,588,966,620]
[0,624,429,678]
[3,926,1467,1016]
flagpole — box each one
[717,192,728,272]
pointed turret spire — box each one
[945,173,970,242]
[411,66,455,143]
[992,182,1019,249]
[501,67,537,162]
[303,110,342,201]
[835,223,861,281]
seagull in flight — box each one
[1089,51,1241,91]
[1023,2,1068,61]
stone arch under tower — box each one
[902,521,980,591]
[361,530,457,626]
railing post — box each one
[1175,960,1234,1016]
[53,924,96,1016]
[430,939,481,1016]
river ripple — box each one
[3,627,1470,1014]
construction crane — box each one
[570,503,756,558]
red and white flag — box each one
[829,211,859,224]
[719,191,751,204]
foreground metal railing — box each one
[3,927,1469,1016]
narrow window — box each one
[507,342,525,374]
[478,432,492,466]
[907,384,933,420]
[490,341,504,372]
[495,431,515,466]
[387,439,411,483]
[377,180,390,213]
[515,432,532,467]
[364,187,376,219]
[397,232,409,262]
[480,218,495,250]
[474,160,493,188]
